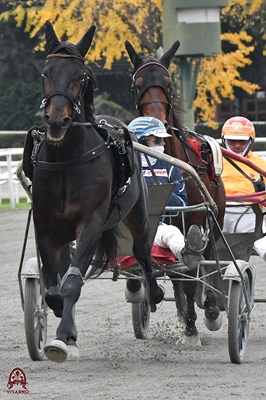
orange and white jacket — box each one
[222,151,266,195]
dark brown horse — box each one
[22,21,164,363]
[125,40,226,344]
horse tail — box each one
[86,226,119,278]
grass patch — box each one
[0,198,31,210]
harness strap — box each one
[223,155,256,182]
[40,91,77,110]
[133,62,170,79]
[144,155,161,185]
[40,69,89,115]
[33,143,107,171]
[46,53,86,62]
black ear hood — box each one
[125,40,180,71]
[125,40,143,71]
[159,41,180,68]
[45,20,96,58]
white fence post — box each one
[0,147,25,208]
[6,153,15,208]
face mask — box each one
[141,145,165,166]
[153,145,165,153]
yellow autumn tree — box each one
[0,0,162,68]
[1,0,265,126]
[194,0,265,127]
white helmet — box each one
[128,116,171,142]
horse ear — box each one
[159,40,180,68]
[76,25,96,57]
[45,20,60,55]
[125,40,143,71]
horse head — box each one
[41,21,96,143]
[125,40,180,121]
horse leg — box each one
[124,206,164,312]
[125,276,145,303]
[180,278,201,346]
[44,266,84,363]
[45,274,63,318]
[35,232,65,318]
[44,223,102,363]
[203,287,223,331]
[201,249,223,331]
[131,219,165,312]
[134,256,164,312]
[171,279,187,341]
[44,244,71,318]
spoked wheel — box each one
[24,278,47,361]
[228,272,251,364]
[131,286,150,339]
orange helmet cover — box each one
[221,116,255,140]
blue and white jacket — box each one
[142,159,188,223]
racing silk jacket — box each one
[222,151,266,195]
[142,159,187,224]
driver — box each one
[221,116,266,260]
[128,116,204,269]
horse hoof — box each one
[204,312,223,331]
[44,340,68,363]
[177,334,201,347]
[67,345,80,360]
[125,283,145,303]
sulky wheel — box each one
[228,271,251,364]
[24,278,47,361]
[131,291,150,339]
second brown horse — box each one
[125,40,226,345]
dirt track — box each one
[1,208,266,400]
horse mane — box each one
[83,64,97,122]
[171,90,185,132]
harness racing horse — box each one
[22,21,164,363]
[125,40,226,345]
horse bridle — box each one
[131,61,173,117]
[40,53,90,116]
